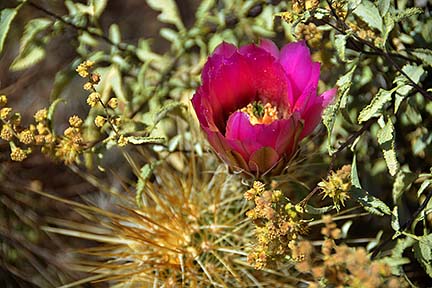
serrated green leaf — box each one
[10,46,46,71]
[394,64,425,112]
[350,155,392,216]
[391,206,400,232]
[353,0,383,32]
[392,169,416,203]
[18,18,52,53]
[0,7,20,54]
[323,64,357,153]
[414,234,432,277]
[335,34,347,62]
[135,161,161,207]
[377,119,399,176]
[411,48,432,67]
[127,136,165,145]
[393,7,423,23]
[378,0,390,16]
[384,237,415,275]
[304,205,334,215]
[358,88,395,123]
[146,0,185,31]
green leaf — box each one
[414,234,432,277]
[384,237,414,275]
[378,0,390,16]
[393,7,423,23]
[411,48,432,67]
[394,64,425,112]
[0,7,20,54]
[322,64,357,153]
[135,161,161,207]
[392,169,416,203]
[146,0,185,31]
[358,88,395,123]
[196,0,215,19]
[10,18,52,71]
[109,23,121,45]
[47,98,66,132]
[91,0,108,17]
[353,0,383,33]
[127,136,165,145]
[335,34,347,62]
[18,18,52,53]
[10,46,46,71]
[350,155,392,216]
[377,118,399,176]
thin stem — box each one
[27,1,135,57]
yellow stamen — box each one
[240,101,279,125]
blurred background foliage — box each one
[0,0,432,287]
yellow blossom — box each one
[83,82,93,91]
[69,115,83,128]
[94,115,106,128]
[19,129,34,145]
[0,107,12,120]
[107,98,118,109]
[34,108,48,122]
[87,92,100,107]
[10,147,28,162]
[1,124,13,141]
[76,60,95,78]
[117,135,128,147]
[0,95,7,106]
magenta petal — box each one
[259,39,280,59]
[203,52,255,131]
[280,41,319,103]
[299,88,337,138]
[225,112,261,157]
[321,87,337,106]
[239,45,292,108]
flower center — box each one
[240,101,279,125]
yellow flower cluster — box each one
[318,165,351,211]
[245,181,309,270]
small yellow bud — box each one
[83,82,93,91]
[34,135,45,145]
[10,147,28,162]
[90,73,101,84]
[94,115,106,128]
[19,129,34,145]
[0,95,7,106]
[64,127,76,137]
[117,135,128,147]
[34,108,48,122]
[1,124,13,141]
[84,60,95,68]
[44,133,55,144]
[107,98,118,109]
[0,107,12,120]
[69,115,83,128]
[87,92,100,107]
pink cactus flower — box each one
[192,40,337,176]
